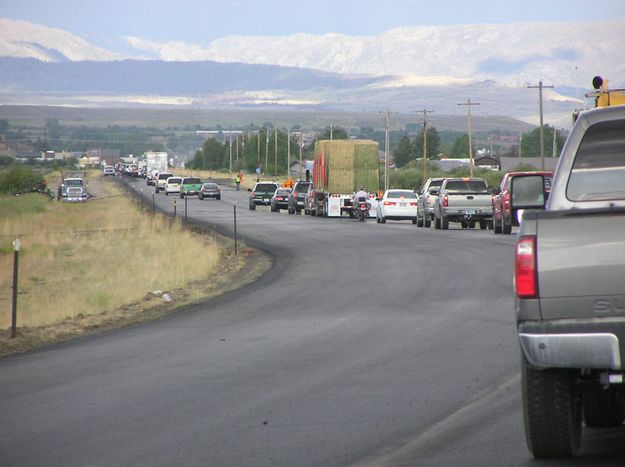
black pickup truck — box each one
[514,105,625,458]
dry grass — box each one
[0,176,224,330]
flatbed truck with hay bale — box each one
[310,140,380,218]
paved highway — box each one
[1,178,624,466]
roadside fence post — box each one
[184,195,188,225]
[173,199,177,219]
[233,201,238,255]
[11,238,20,339]
[140,189,144,211]
[152,193,156,213]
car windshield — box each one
[444,180,489,193]
[202,183,218,189]
[387,191,416,199]
[184,178,201,184]
[65,179,83,186]
[567,119,625,201]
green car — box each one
[180,177,203,198]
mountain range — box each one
[1,17,623,127]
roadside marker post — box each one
[233,201,238,255]
[11,238,20,339]
[173,199,177,219]
[152,193,156,213]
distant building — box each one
[289,160,314,177]
[474,155,500,171]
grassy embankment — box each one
[0,174,265,356]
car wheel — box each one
[417,214,424,227]
[424,216,432,228]
[461,221,468,229]
[296,207,301,213]
[468,221,475,229]
[583,383,625,427]
[380,216,386,224]
[522,360,581,458]
[198,194,203,200]
[434,216,441,230]
[479,220,487,230]
[412,217,417,224]
[441,216,449,230]
[217,195,221,200]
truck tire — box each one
[434,216,441,230]
[522,361,581,458]
[493,217,502,234]
[417,214,424,227]
[381,216,386,224]
[479,220,487,230]
[424,216,432,228]
[441,216,449,230]
[583,383,625,427]
[503,218,512,234]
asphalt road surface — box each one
[2,178,624,466]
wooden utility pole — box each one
[418,109,434,183]
[274,128,278,176]
[457,98,480,177]
[527,80,554,170]
[379,110,396,191]
[299,131,304,179]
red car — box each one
[492,171,552,234]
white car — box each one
[376,189,418,224]
[102,166,115,176]
[164,177,182,195]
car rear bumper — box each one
[518,318,625,370]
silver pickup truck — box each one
[433,178,493,230]
[515,105,625,458]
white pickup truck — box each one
[433,178,493,230]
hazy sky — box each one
[2,0,625,46]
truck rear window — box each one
[184,178,201,184]
[567,119,625,201]
[255,184,278,192]
[444,180,488,193]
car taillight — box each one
[383,201,396,206]
[443,194,448,207]
[504,192,510,210]
[515,236,538,299]
[410,202,417,206]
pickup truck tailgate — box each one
[449,193,491,209]
[538,213,625,320]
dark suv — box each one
[287,180,312,214]
[249,182,279,210]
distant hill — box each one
[0,57,381,94]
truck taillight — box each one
[504,192,510,210]
[443,194,448,207]
[515,236,538,299]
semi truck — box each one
[145,152,169,184]
[310,140,380,218]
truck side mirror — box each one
[492,187,500,195]
[510,175,545,210]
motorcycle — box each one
[354,196,370,222]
